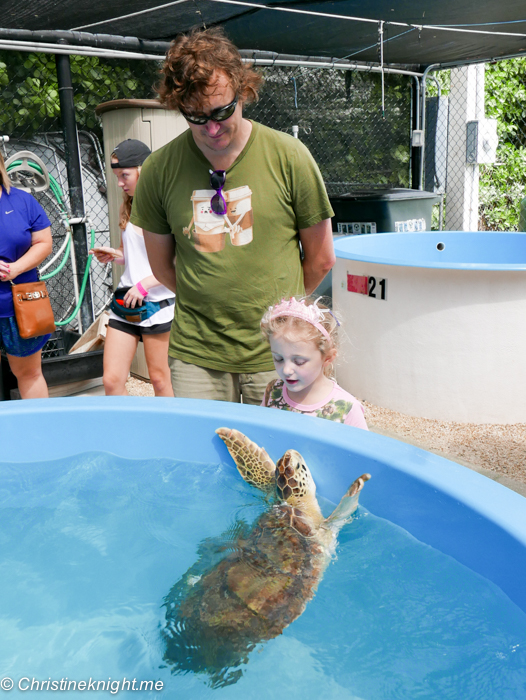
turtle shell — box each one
[163,504,329,686]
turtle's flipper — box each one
[325,473,371,531]
[216,428,276,490]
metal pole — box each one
[419,63,441,191]
[410,76,421,189]
[55,48,94,333]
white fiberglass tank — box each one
[332,232,526,424]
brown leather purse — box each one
[11,280,56,339]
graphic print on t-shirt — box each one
[183,186,254,253]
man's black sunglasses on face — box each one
[181,96,238,125]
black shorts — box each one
[108,318,172,342]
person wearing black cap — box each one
[90,139,175,396]
[111,139,152,169]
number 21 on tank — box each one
[368,276,387,300]
[346,273,387,300]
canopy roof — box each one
[2,0,526,69]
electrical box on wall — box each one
[412,130,424,147]
[466,119,498,164]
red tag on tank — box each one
[347,274,368,294]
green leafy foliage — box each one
[481,58,526,230]
[485,59,526,149]
[0,52,411,196]
[427,60,526,230]
[0,51,160,140]
[480,143,526,231]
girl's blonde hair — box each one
[0,151,12,194]
[261,296,340,377]
[111,155,140,231]
[118,189,133,231]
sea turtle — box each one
[161,427,371,687]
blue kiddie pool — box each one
[1,397,525,698]
[332,231,526,424]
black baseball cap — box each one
[110,139,151,168]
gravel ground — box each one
[125,376,526,488]
[363,401,526,486]
[126,375,155,396]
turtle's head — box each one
[275,450,316,505]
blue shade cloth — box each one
[0,315,50,357]
[0,186,51,317]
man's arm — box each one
[143,230,177,294]
[298,218,336,295]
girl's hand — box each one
[90,246,121,264]
[123,285,146,308]
[0,260,19,282]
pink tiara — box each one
[267,297,332,341]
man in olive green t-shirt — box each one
[131,27,335,405]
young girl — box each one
[90,139,175,396]
[260,296,368,429]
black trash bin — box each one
[330,188,441,235]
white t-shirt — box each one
[110,221,175,328]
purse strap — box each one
[10,269,41,285]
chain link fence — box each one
[0,48,413,359]
[244,66,412,195]
[0,51,160,358]
[480,58,526,232]
[2,47,522,354]
[423,58,526,231]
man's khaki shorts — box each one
[168,357,278,405]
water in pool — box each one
[1,453,525,699]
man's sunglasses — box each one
[181,96,238,125]
[209,169,227,215]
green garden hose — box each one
[55,228,95,327]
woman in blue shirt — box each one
[0,152,52,398]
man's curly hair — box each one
[158,27,263,113]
